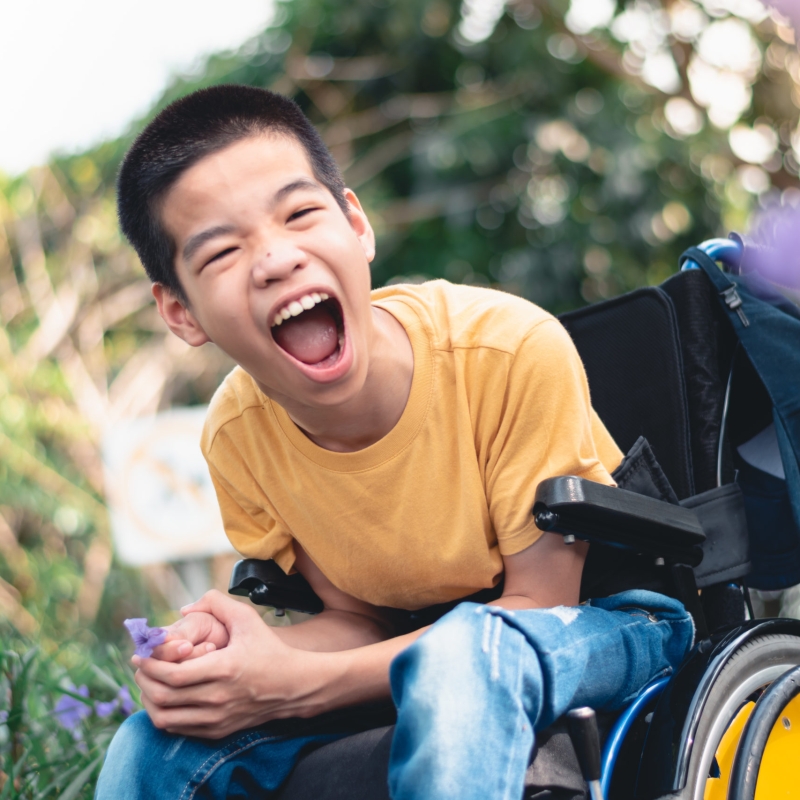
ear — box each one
[344,189,376,263]
[152,284,210,347]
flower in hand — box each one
[124,618,167,658]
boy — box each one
[95,85,693,800]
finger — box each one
[133,647,227,688]
[136,669,226,708]
[165,723,236,740]
[181,590,259,632]
[150,640,193,662]
[150,640,214,662]
[164,614,212,644]
[140,693,229,732]
[184,642,217,660]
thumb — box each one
[181,589,257,632]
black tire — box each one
[671,633,800,800]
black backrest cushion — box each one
[559,287,695,500]
[660,269,739,492]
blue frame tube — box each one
[680,237,743,273]
[600,675,671,797]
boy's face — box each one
[155,134,377,409]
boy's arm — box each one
[154,542,397,662]
[132,532,584,738]
[266,542,398,651]
[492,532,588,610]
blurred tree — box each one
[152,0,800,308]
[1,0,799,648]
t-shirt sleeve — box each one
[484,318,623,556]
[205,439,296,575]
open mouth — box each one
[270,292,345,368]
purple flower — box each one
[94,699,118,718]
[94,685,136,719]
[118,685,135,717]
[124,618,167,658]
[0,710,8,724]
[54,684,91,731]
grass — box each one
[0,632,139,799]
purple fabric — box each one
[747,205,800,291]
[765,0,800,35]
[54,684,91,731]
[124,618,167,658]
[750,206,800,289]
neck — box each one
[278,306,414,453]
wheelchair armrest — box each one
[533,477,706,567]
[228,558,324,615]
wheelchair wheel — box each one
[679,633,800,800]
[728,664,800,800]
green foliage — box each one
[135,0,799,310]
[0,634,138,798]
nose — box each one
[251,237,307,287]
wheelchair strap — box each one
[679,246,800,537]
[679,247,750,327]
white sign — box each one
[102,406,234,565]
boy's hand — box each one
[132,590,321,738]
[150,610,230,663]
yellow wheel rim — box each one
[754,693,800,799]
[704,701,755,800]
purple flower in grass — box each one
[0,710,7,724]
[54,684,91,731]
[94,698,118,718]
[124,618,167,658]
[118,685,135,717]
[94,685,136,718]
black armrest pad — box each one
[228,558,324,614]
[533,477,705,565]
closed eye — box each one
[288,207,319,223]
[204,247,238,266]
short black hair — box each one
[117,84,348,303]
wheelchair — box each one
[228,235,800,799]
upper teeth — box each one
[272,293,329,327]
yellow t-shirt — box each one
[201,281,623,610]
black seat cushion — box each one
[276,725,394,800]
[276,717,593,800]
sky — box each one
[0,0,275,176]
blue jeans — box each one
[95,590,693,800]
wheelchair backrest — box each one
[559,271,731,500]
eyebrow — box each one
[181,179,325,265]
[182,224,236,264]
[271,178,325,207]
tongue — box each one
[272,304,339,364]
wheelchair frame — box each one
[228,236,800,800]
[582,238,800,798]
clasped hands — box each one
[133,590,320,739]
